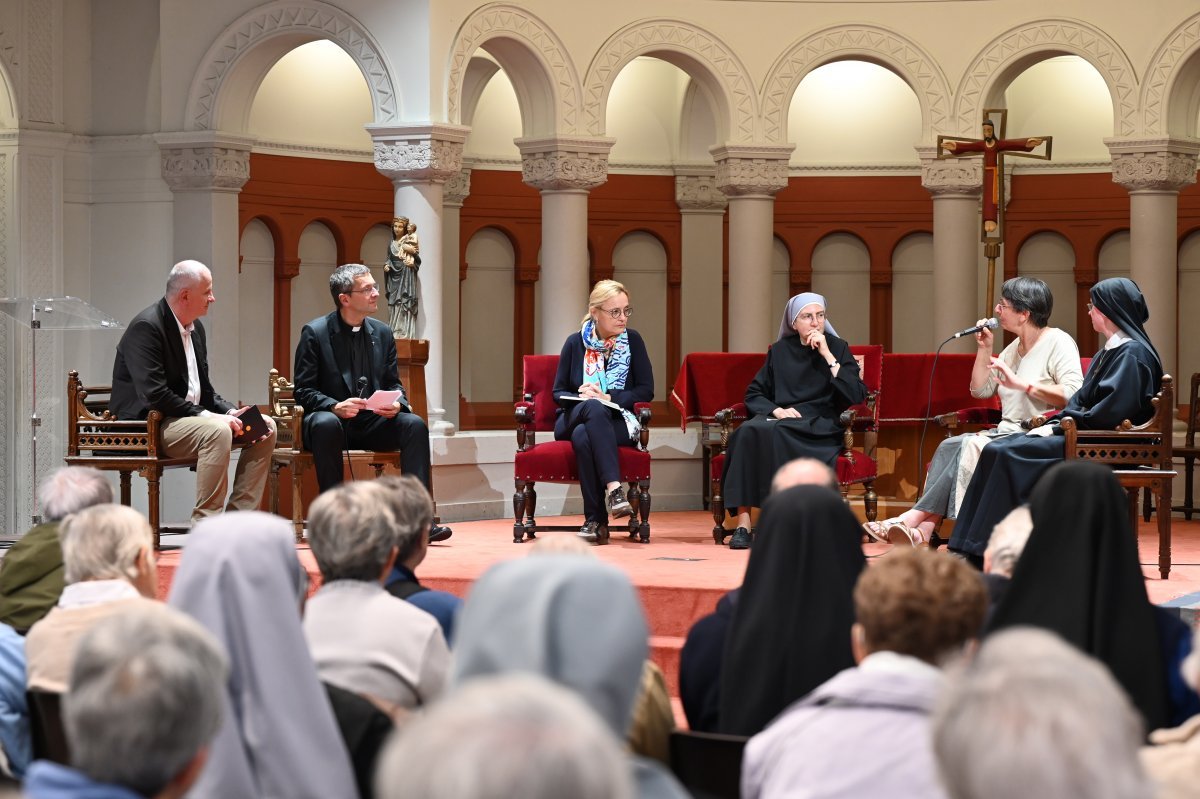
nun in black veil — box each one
[949,277,1162,560]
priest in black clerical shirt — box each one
[293,263,450,540]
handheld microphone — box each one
[952,318,999,339]
[357,376,368,398]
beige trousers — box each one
[161,413,277,522]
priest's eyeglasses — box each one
[600,306,634,319]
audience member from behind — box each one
[376,673,632,799]
[979,505,1032,620]
[742,549,986,799]
[526,534,674,765]
[304,481,451,716]
[0,467,112,632]
[934,627,1153,799]
[25,504,159,693]
[23,604,228,799]
[168,512,357,799]
[1143,625,1200,798]
[680,458,839,733]
[378,475,463,643]
[717,485,866,736]
[986,461,1195,732]
[453,556,688,798]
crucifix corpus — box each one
[937,109,1052,311]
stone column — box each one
[1108,137,1200,382]
[157,131,254,400]
[370,123,469,435]
[920,146,984,351]
[516,136,614,354]
[712,145,793,352]
[439,161,472,429]
[675,167,728,354]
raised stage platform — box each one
[153,510,1200,709]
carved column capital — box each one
[369,123,470,184]
[710,144,794,198]
[1106,137,1200,193]
[516,136,614,192]
[674,166,728,212]
[444,159,473,207]
[156,131,255,192]
[918,146,983,197]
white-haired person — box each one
[24,504,159,693]
[22,604,228,799]
[0,466,113,633]
[303,481,451,716]
[551,279,654,545]
[718,293,866,549]
[934,628,1153,799]
[1142,624,1200,799]
[377,673,632,799]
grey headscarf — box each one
[168,512,357,799]
[778,292,839,340]
[453,555,688,799]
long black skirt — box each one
[721,417,840,511]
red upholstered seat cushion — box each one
[515,441,651,482]
[710,451,875,488]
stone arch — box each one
[953,19,1137,137]
[583,19,757,143]
[1141,13,1200,135]
[185,0,398,132]
[447,4,580,138]
[760,25,952,144]
[0,27,18,127]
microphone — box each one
[357,376,368,398]
[952,318,999,339]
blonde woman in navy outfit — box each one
[552,280,654,544]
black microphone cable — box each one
[344,376,369,482]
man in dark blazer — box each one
[111,260,276,522]
[293,263,450,540]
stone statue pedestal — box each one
[394,337,429,423]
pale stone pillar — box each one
[370,124,469,435]
[440,162,472,429]
[1108,138,1200,382]
[157,131,254,401]
[675,167,728,354]
[712,145,793,352]
[920,147,984,350]
[516,136,614,354]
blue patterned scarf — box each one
[581,319,640,438]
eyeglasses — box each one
[995,301,1014,312]
[797,311,826,323]
[345,285,379,295]
[599,306,633,319]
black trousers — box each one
[554,400,633,523]
[305,410,431,492]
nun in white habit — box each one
[168,511,358,799]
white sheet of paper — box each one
[365,390,403,411]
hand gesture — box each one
[803,328,831,359]
[988,356,1019,389]
[974,318,995,350]
[772,407,802,419]
[224,409,246,434]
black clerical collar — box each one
[336,313,365,334]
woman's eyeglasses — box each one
[599,306,633,319]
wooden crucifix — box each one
[937,109,1052,310]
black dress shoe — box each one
[606,487,633,518]
[429,525,453,543]
[577,521,610,545]
[729,527,752,550]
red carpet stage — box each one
[154,511,1200,715]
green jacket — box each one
[0,521,64,633]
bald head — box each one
[771,458,839,494]
[165,260,211,300]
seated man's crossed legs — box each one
[161,414,278,523]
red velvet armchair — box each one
[513,354,653,543]
[708,345,883,543]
